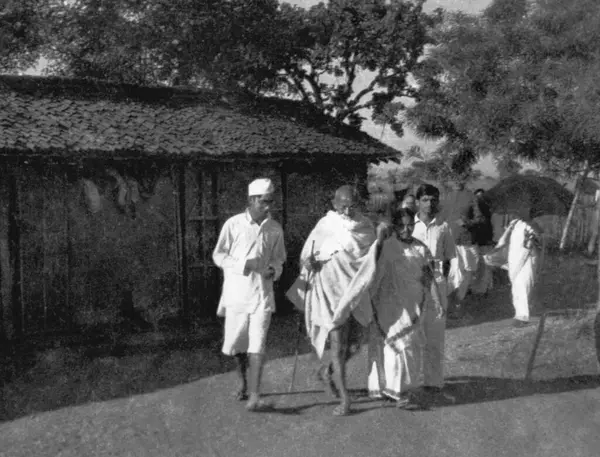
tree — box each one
[407,0,600,177]
[0,0,47,71]
[393,146,483,192]
[40,0,290,89]
[8,0,435,132]
[277,0,436,132]
[406,0,600,365]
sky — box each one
[287,0,500,177]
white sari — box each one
[336,237,439,399]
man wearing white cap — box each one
[213,178,286,412]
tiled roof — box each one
[0,75,399,161]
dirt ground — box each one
[1,253,599,456]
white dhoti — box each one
[222,310,272,356]
[484,219,542,323]
[511,255,538,322]
[449,245,480,301]
[422,272,447,388]
[470,245,494,295]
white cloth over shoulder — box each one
[286,211,376,358]
[335,238,434,351]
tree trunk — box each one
[587,189,600,256]
[559,163,590,251]
[596,206,600,365]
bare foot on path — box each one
[332,397,351,416]
[245,394,274,412]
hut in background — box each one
[0,75,398,342]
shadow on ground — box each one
[214,375,600,417]
[433,375,600,408]
[0,312,315,423]
[1,252,596,422]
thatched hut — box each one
[0,74,398,341]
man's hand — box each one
[434,301,446,320]
[244,258,260,276]
[264,266,276,280]
[376,221,393,244]
[302,255,323,273]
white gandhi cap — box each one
[248,178,274,196]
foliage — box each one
[406,0,600,179]
[0,0,47,71]
[392,145,483,191]
[39,0,288,89]
[276,0,437,132]
[1,0,436,131]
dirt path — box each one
[2,318,599,457]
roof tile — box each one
[0,75,398,160]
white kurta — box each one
[286,211,376,358]
[412,215,455,388]
[212,211,286,316]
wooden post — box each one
[280,164,288,232]
[588,189,600,256]
[210,167,219,317]
[559,163,589,251]
[65,177,73,330]
[596,200,600,367]
[8,172,23,340]
[525,312,547,380]
[42,183,48,332]
[177,163,190,323]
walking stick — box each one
[288,241,315,393]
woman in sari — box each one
[366,208,445,408]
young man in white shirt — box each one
[412,184,454,395]
[212,178,286,412]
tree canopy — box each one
[276,0,436,132]
[406,0,600,179]
[0,0,436,133]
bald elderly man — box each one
[213,178,287,412]
[287,185,386,416]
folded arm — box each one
[212,221,246,274]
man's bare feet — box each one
[234,388,248,401]
[332,397,351,416]
[245,393,273,412]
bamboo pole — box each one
[9,172,23,340]
[596,204,600,367]
[177,164,190,323]
[588,189,600,256]
[525,312,547,380]
[560,163,589,251]
[42,183,48,333]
